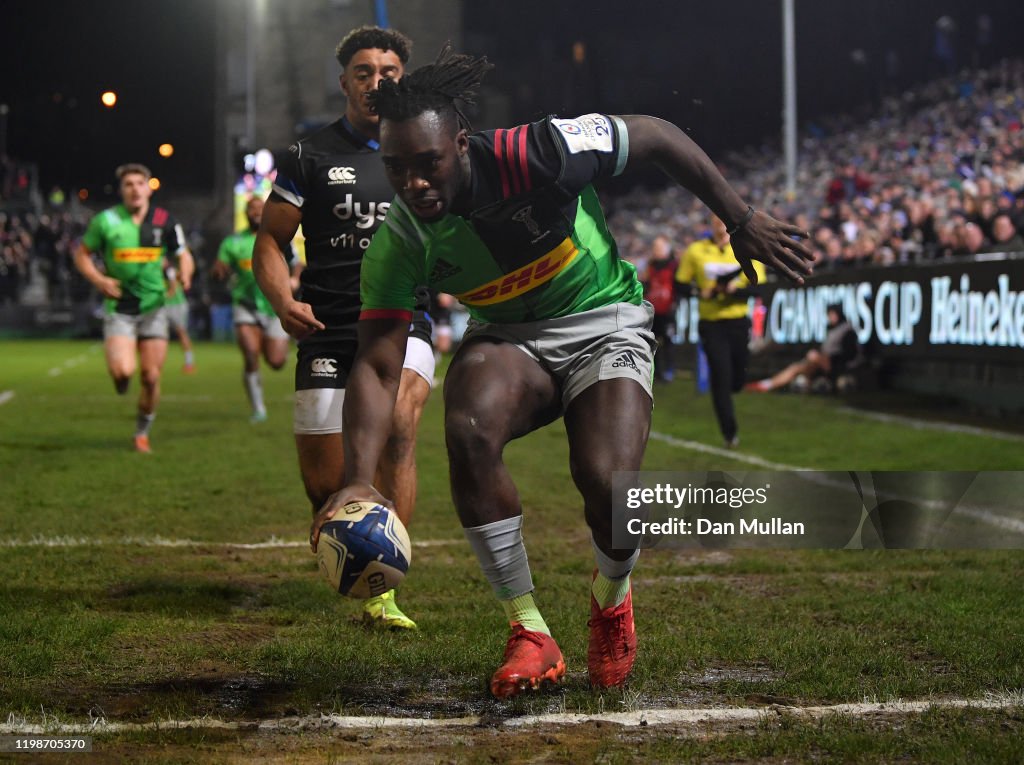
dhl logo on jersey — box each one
[456,238,579,306]
[112,247,162,263]
[238,258,253,271]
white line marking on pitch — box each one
[0,536,461,550]
[1,695,1018,735]
[46,351,92,378]
[649,431,809,470]
[840,408,1024,443]
[647,432,1024,537]
[0,390,14,406]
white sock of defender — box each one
[184,350,195,366]
[244,371,265,415]
[135,412,156,437]
[592,535,640,609]
[463,516,549,635]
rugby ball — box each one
[316,501,412,598]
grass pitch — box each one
[0,339,1022,763]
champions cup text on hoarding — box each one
[768,273,1024,348]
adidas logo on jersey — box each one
[310,358,338,377]
[611,350,640,371]
[327,166,357,184]
[430,258,462,282]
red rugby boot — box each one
[587,578,637,689]
[490,623,566,699]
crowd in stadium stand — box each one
[0,206,92,305]
[3,61,1024,307]
[608,59,1024,280]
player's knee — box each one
[140,367,161,387]
[266,355,287,371]
[569,456,615,508]
[445,408,502,464]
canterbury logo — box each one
[327,166,356,184]
[456,238,579,306]
[112,247,162,263]
[310,358,337,376]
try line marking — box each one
[1,694,1019,734]
[0,536,461,550]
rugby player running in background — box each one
[309,48,813,697]
[164,279,196,374]
[254,26,433,630]
[74,163,195,453]
[212,196,296,423]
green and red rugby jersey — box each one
[81,203,186,315]
[216,229,276,316]
[360,113,643,324]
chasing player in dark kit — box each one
[309,48,813,697]
[253,27,433,629]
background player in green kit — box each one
[164,281,196,374]
[309,49,814,698]
[73,163,195,453]
[212,196,295,423]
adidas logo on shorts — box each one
[611,350,640,371]
[310,357,338,378]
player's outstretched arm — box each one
[254,196,324,340]
[620,115,813,285]
[309,316,409,552]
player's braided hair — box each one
[369,43,493,131]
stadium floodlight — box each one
[101,91,117,108]
[782,0,797,198]
[158,143,174,158]
[148,177,161,191]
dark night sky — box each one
[2,1,1023,196]
[0,0,215,194]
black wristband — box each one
[726,206,755,236]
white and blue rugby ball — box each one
[317,501,412,599]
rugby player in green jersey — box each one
[164,280,196,374]
[212,196,296,423]
[310,48,814,698]
[74,163,195,453]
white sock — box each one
[135,412,156,437]
[592,535,639,608]
[462,516,535,600]
[244,371,265,414]
[184,350,195,366]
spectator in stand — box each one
[826,163,872,207]
[642,235,680,383]
[985,212,1024,252]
